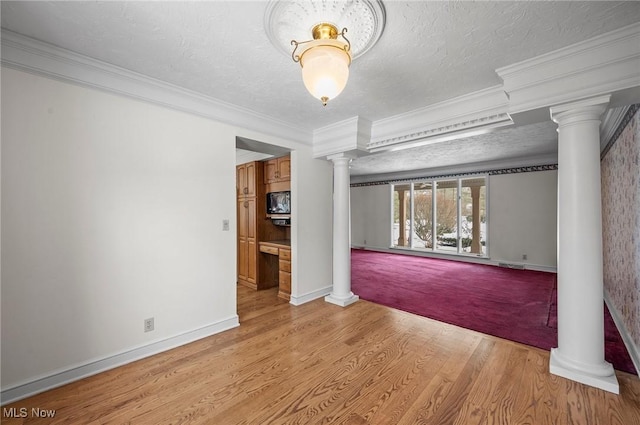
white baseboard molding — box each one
[1,315,240,405]
[353,246,557,273]
[290,286,332,306]
[604,292,640,378]
[495,262,557,273]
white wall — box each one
[351,185,391,249]
[350,170,558,269]
[489,170,557,268]
[1,67,335,401]
[0,68,233,399]
[291,149,334,302]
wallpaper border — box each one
[351,164,558,187]
[602,104,639,160]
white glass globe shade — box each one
[300,41,350,104]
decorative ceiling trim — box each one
[351,162,558,187]
[368,85,512,152]
[497,22,640,116]
[264,0,385,60]
[368,112,512,152]
[601,103,638,160]
[600,105,631,154]
[0,29,312,145]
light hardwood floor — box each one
[3,284,640,424]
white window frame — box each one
[390,175,489,258]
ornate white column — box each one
[325,153,359,307]
[549,95,618,394]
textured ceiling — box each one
[2,1,639,176]
[350,121,559,178]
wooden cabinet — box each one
[258,241,291,300]
[237,198,257,286]
[278,248,291,301]
[264,155,290,184]
[237,162,256,197]
[237,161,288,291]
[237,162,262,289]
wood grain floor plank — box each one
[524,349,568,425]
[617,371,640,425]
[340,321,465,424]
[393,331,485,425]
[452,339,515,425]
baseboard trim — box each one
[354,246,557,273]
[1,315,240,405]
[604,292,640,378]
[290,286,332,306]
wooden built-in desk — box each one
[258,240,291,300]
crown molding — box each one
[368,85,512,152]
[313,116,372,158]
[497,22,640,116]
[600,105,631,152]
[601,104,638,160]
[0,29,312,145]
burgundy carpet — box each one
[351,249,636,375]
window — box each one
[392,176,487,256]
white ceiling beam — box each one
[312,116,372,159]
[497,22,640,122]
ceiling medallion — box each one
[265,0,386,106]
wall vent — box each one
[498,262,525,270]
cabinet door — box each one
[264,159,278,184]
[238,238,248,282]
[245,162,256,196]
[238,199,249,238]
[236,165,246,197]
[237,162,256,197]
[237,199,249,281]
[238,198,257,283]
[246,198,256,239]
[247,239,257,284]
[277,157,290,181]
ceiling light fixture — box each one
[265,0,386,106]
[291,22,351,106]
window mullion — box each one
[457,179,462,254]
[409,183,414,249]
[432,180,437,252]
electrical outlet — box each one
[144,317,154,332]
[222,219,230,231]
[522,254,527,261]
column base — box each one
[325,293,359,307]
[549,348,619,394]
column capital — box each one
[327,152,357,163]
[550,95,611,126]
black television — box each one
[266,191,291,215]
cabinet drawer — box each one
[259,244,279,255]
[279,248,291,260]
[279,259,291,273]
[279,271,291,290]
